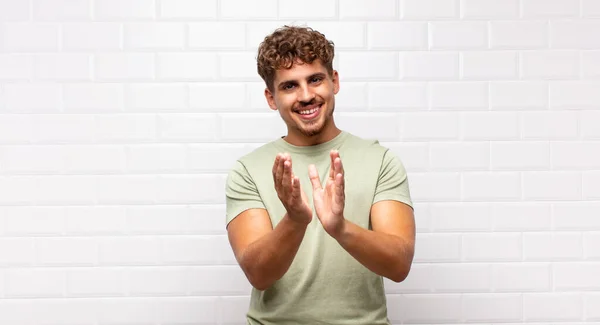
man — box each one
[225,25,415,325]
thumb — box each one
[308,164,322,191]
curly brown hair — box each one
[256,25,335,92]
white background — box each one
[1,0,600,324]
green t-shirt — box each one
[225,130,413,325]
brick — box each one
[554,262,600,290]
[340,0,396,18]
[430,82,488,109]
[33,0,90,21]
[94,0,155,20]
[490,81,548,109]
[127,205,188,235]
[156,297,219,324]
[583,0,600,17]
[397,294,462,323]
[188,23,245,49]
[463,233,522,261]
[35,176,97,205]
[368,22,427,50]
[430,22,488,49]
[220,113,285,142]
[462,112,519,140]
[188,143,255,173]
[585,294,600,320]
[95,114,157,142]
[413,233,461,262]
[126,144,185,172]
[430,142,489,171]
[523,171,581,201]
[522,0,580,17]
[96,175,158,204]
[490,21,548,49]
[0,115,34,144]
[384,264,431,293]
[335,82,368,111]
[524,293,583,321]
[0,1,29,21]
[188,205,227,235]
[124,23,185,50]
[125,83,186,111]
[190,83,245,111]
[383,142,430,173]
[127,267,188,295]
[369,82,427,110]
[220,0,277,19]
[0,176,37,204]
[63,145,125,173]
[4,268,65,298]
[407,172,461,201]
[159,235,232,265]
[2,206,64,235]
[491,141,549,170]
[33,115,96,144]
[554,203,600,230]
[523,233,583,261]
[399,52,459,80]
[64,83,124,112]
[550,81,600,108]
[521,111,578,139]
[189,266,251,295]
[245,21,300,50]
[219,52,261,80]
[3,23,59,51]
[461,0,519,19]
[520,50,579,79]
[582,111,600,139]
[37,238,98,266]
[34,54,91,81]
[431,203,491,232]
[551,20,600,49]
[402,112,460,140]
[462,172,521,201]
[401,0,458,19]
[62,23,121,51]
[65,206,127,235]
[492,203,551,231]
[99,237,160,265]
[0,55,33,80]
[94,53,154,81]
[67,268,126,297]
[461,51,518,79]
[0,238,36,266]
[4,83,61,112]
[462,294,522,321]
[158,175,225,204]
[582,51,600,78]
[583,171,600,199]
[337,52,398,80]
[159,114,218,142]
[279,0,336,18]
[493,263,551,292]
[552,142,600,169]
[308,22,366,49]
[585,233,600,259]
[335,113,400,141]
[431,264,492,292]
[158,0,217,19]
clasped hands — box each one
[272,150,346,238]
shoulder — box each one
[340,131,390,158]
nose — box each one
[298,83,315,103]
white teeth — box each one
[298,106,319,115]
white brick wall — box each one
[0,0,599,324]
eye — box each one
[283,84,295,90]
[310,76,323,83]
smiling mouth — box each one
[295,104,322,120]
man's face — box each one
[265,60,340,138]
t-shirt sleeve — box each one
[373,150,413,209]
[225,160,266,226]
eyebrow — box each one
[276,72,327,89]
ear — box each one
[332,70,340,95]
[264,88,277,111]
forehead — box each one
[273,60,328,84]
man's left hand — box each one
[309,150,346,238]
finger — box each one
[329,150,335,180]
[282,158,292,196]
[291,176,301,200]
[335,155,344,177]
[272,153,281,181]
[334,173,345,206]
[275,154,284,191]
[308,164,322,191]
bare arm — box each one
[227,209,309,290]
[227,153,313,290]
[333,200,415,282]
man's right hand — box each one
[272,153,313,225]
